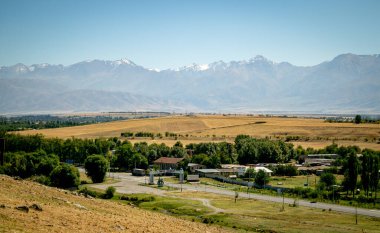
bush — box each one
[84,155,109,183]
[0,164,10,175]
[119,195,155,204]
[255,170,269,187]
[49,164,80,188]
[37,154,60,176]
[103,186,116,199]
[30,175,51,186]
[274,165,298,176]
[309,190,319,199]
[78,187,99,198]
[121,132,134,137]
[319,172,336,188]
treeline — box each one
[121,131,155,138]
[325,114,380,124]
[235,135,296,164]
[1,133,379,194]
[0,115,127,132]
[0,150,80,189]
[341,151,379,199]
[0,133,188,172]
[121,131,178,138]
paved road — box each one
[167,182,380,218]
[87,171,380,218]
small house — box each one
[253,166,273,176]
[195,169,221,177]
[153,157,184,170]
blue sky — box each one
[0,0,379,69]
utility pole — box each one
[355,204,358,225]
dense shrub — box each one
[36,154,60,176]
[319,172,336,189]
[119,195,155,204]
[30,175,51,186]
[78,187,99,198]
[103,186,116,199]
[121,132,134,137]
[84,155,109,183]
[49,164,80,188]
[255,170,269,187]
[274,165,298,176]
[134,132,154,138]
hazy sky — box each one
[1,0,379,69]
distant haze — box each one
[1,53,379,114]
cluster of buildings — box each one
[297,154,340,174]
[152,153,343,179]
[152,157,273,178]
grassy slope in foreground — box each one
[0,175,228,233]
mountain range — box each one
[1,53,379,114]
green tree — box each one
[84,155,109,183]
[343,153,359,197]
[169,146,187,158]
[255,170,269,187]
[369,153,379,200]
[361,153,370,196]
[129,153,148,169]
[245,168,256,179]
[354,115,361,124]
[104,186,116,199]
[37,153,60,176]
[319,172,336,190]
[113,142,134,170]
[49,164,80,188]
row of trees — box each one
[342,151,379,199]
[0,115,127,133]
[3,133,377,171]
[0,150,80,188]
[235,135,295,164]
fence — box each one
[205,173,289,192]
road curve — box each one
[86,171,380,218]
[166,182,380,218]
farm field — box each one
[19,114,380,150]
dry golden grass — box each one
[19,115,380,150]
[0,175,229,233]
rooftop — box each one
[153,157,184,164]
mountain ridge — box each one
[1,54,379,114]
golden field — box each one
[19,115,380,150]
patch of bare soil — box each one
[0,175,230,233]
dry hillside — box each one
[18,115,380,150]
[0,175,229,233]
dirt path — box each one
[87,172,225,214]
[194,198,224,214]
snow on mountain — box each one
[113,58,137,66]
[0,54,379,114]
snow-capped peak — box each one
[249,55,266,62]
[148,68,161,72]
[177,63,210,71]
[29,63,50,71]
[114,58,136,66]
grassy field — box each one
[18,114,380,150]
[119,191,380,233]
